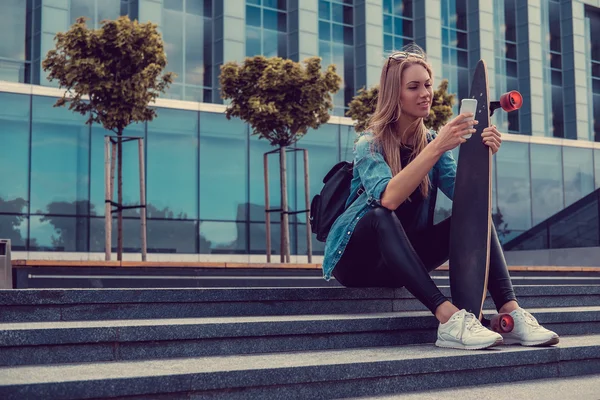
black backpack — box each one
[310,161,363,242]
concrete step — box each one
[1,307,599,367]
[2,285,599,322]
[0,334,598,400]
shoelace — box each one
[520,310,541,327]
[464,312,487,333]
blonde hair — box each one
[367,44,433,198]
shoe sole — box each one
[435,337,504,350]
[503,336,560,347]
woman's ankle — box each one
[435,301,460,324]
[498,300,519,314]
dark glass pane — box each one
[457,50,468,68]
[506,60,518,77]
[550,53,561,69]
[563,147,594,207]
[504,0,516,42]
[31,96,89,216]
[530,144,564,225]
[0,215,27,250]
[297,223,326,256]
[0,93,29,213]
[402,0,413,18]
[277,31,287,58]
[89,122,145,218]
[343,6,353,25]
[455,0,467,30]
[442,28,449,46]
[594,79,600,93]
[549,200,599,248]
[551,70,562,86]
[278,10,287,32]
[333,23,344,42]
[551,85,564,137]
[496,142,532,231]
[247,0,260,5]
[263,0,282,9]
[344,26,353,45]
[457,31,468,50]
[593,63,600,79]
[595,149,600,189]
[595,93,600,142]
[200,221,247,254]
[394,36,405,51]
[247,5,261,27]
[199,112,247,221]
[384,34,393,53]
[384,0,392,14]
[506,43,517,60]
[147,219,197,253]
[507,106,519,132]
[29,215,88,252]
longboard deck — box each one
[449,60,492,320]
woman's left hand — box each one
[482,125,502,154]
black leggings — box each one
[332,207,517,315]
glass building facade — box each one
[1,0,600,259]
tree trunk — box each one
[279,147,290,263]
[117,130,124,261]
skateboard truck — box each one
[489,90,523,117]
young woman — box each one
[323,45,559,350]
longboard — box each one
[449,60,522,331]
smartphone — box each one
[459,98,478,139]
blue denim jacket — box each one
[322,131,457,281]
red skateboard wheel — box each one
[499,91,523,112]
[490,313,515,333]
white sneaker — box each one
[435,309,503,350]
[501,308,560,346]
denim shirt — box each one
[321,131,457,281]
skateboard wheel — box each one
[499,91,523,112]
[490,313,515,333]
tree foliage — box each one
[220,56,342,147]
[346,79,456,133]
[42,15,175,133]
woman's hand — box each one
[434,113,478,154]
[482,125,502,154]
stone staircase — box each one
[0,285,599,399]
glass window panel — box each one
[297,223,325,256]
[343,6,353,25]
[394,36,405,51]
[164,0,184,11]
[200,221,247,254]
[457,50,468,68]
[147,108,198,219]
[0,93,29,213]
[295,124,339,224]
[332,2,344,23]
[89,216,140,252]
[550,53,561,69]
[551,70,562,86]
[563,147,595,207]
[247,0,260,5]
[70,0,94,25]
[249,137,295,222]
[319,0,330,20]
[1,0,27,61]
[506,60,518,77]
[263,8,278,30]
[89,122,145,218]
[262,28,278,57]
[0,215,27,250]
[199,112,247,221]
[457,32,468,49]
[549,200,599,249]
[249,222,297,255]
[186,0,206,16]
[278,10,287,32]
[402,0,413,18]
[29,215,88,252]
[319,40,331,65]
[343,26,353,45]
[319,21,331,41]
[185,13,207,86]
[506,43,517,60]
[163,8,184,78]
[455,0,467,30]
[97,0,120,23]
[247,5,261,27]
[384,14,392,34]
[341,125,356,161]
[333,23,344,43]
[496,141,532,231]
[383,0,392,14]
[384,34,393,53]
[592,63,600,78]
[147,219,197,253]
[246,26,262,57]
[530,144,564,225]
[277,31,287,58]
[441,1,449,27]
[31,96,89,216]
[551,85,564,137]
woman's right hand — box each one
[434,113,478,153]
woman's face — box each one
[399,64,433,120]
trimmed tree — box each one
[346,79,456,133]
[42,15,175,261]
[220,56,341,262]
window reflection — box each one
[199,112,248,221]
[595,149,600,189]
[249,222,296,255]
[0,215,28,251]
[30,215,88,252]
[245,0,287,58]
[530,144,564,225]
[90,217,140,252]
[442,0,469,115]
[147,108,198,219]
[496,142,532,231]
[30,96,89,216]
[0,93,30,212]
[382,0,414,54]
[542,0,565,137]
[0,0,29,83]
[200,221,247,254]
[563,147,594,207]
[147,219,197,253]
